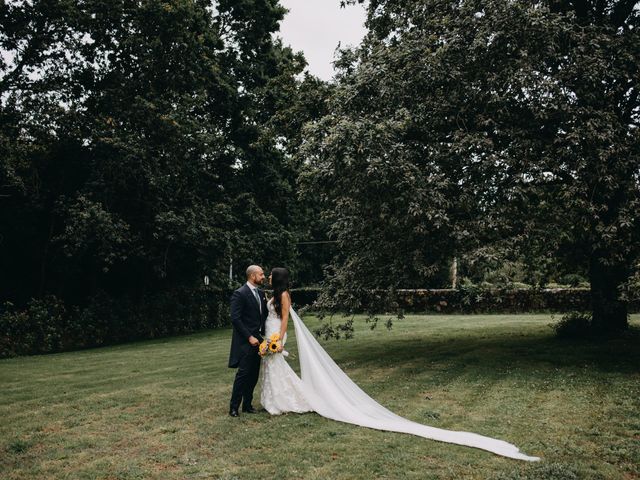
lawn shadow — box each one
[327,327,640,376]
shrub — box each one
[0,287,231,358]
[559,273,588,287]
[550,311,593,339]
[298,286,640,314]
[0,296,68,357]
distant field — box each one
[1,313,639,479]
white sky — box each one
[277,0,368,81]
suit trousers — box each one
[230,346,261,411]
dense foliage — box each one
[2,0,638,354]
[302,0,640,334]
[0,0,329,354]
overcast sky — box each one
[278,0,368,81]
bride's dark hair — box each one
[271,267,290,318]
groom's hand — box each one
[248,336,259,346]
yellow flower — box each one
[269,333,280,342]
[269,341,279,352]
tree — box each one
[0,0,312,336]
[302,0,640,334]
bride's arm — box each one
[279,291,291,346]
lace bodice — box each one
[266,298,279,318]
[265,299,286,344]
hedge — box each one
[290,287,640,314]
[2,287,637,358]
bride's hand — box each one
[277,344,284,353]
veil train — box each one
[289,307,541,462]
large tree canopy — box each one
[0,0,318,308]
[302,0,640,332]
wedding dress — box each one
[260,302,540,462]
[259,299,314,415]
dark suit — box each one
[228,283,267,411]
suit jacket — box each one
[228,283,268,368]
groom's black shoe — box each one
[229,408,239,417]
[242,406,257,414]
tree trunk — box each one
[588,251,629,333]
[450,257,458,289]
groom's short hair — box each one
[246,265,261,278]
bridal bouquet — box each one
[259,333,288,357]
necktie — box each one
[252,288,261,313]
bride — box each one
[258,267,314,415]
[258,267,540,462]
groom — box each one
[228,265,268,417]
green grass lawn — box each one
[1,313,639,480]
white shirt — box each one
[246,281,262,313]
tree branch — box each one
[623,87,639,123]
[610,0,638,27]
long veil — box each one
[289,307,541,462]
